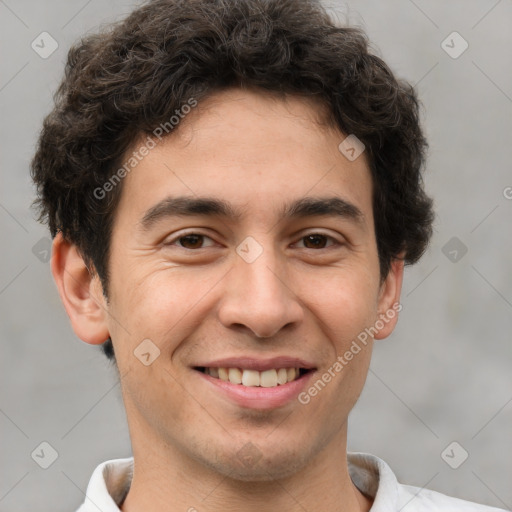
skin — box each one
[52,87,404,512]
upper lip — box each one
[193,356,316,372]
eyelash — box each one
[165,231,341,250]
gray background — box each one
[1,0,511,510]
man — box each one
[31,0,506,510]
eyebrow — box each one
[139,195,365,230]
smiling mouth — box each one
[195,367,312,387]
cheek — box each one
[298,266,380,347]
[107,267,224,361]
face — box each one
[93,88,403,480]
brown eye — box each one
[302,234,330,249]
[177,234,206,249]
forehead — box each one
[115,88,374,228]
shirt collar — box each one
[348,451,399,510]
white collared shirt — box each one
[75,452,507,511]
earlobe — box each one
[373,255,405,340]
[51,233,110,345]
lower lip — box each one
[196,370,315,409]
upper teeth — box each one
[205,367,301,387]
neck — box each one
[120,418,373,512]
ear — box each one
[373,254,405,340]
[51,233,110,345]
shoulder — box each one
[397,483,508,511]
[347,452,508,512]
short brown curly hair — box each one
[31,0,434,360]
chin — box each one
[200,444,312,482]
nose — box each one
[217,245,304,338]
